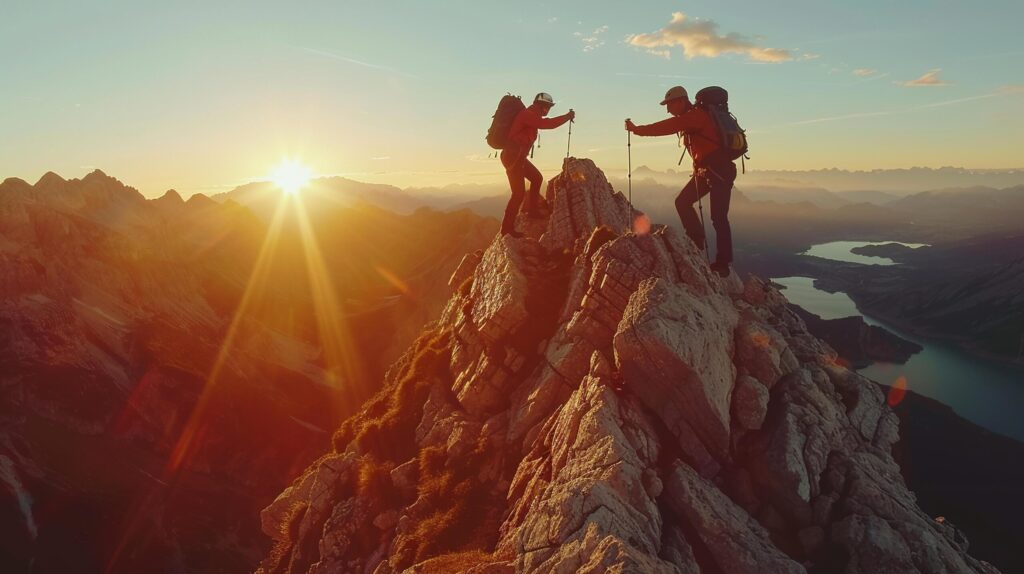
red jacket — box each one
[633,107,722,167]
[508,105,571,149]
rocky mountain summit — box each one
[258,159,997,573]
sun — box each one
[270,159,313,195]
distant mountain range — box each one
[416,169,1024,245]
[0,170,496,572]
[629,164,1024,195]
[212,165,1024,364]
[197,165,1024,224]
[212,176,466,218]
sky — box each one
[2,0,1023,197]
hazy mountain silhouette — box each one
[215,175,483,217]
[629,164,1024,194]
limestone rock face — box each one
[614,277,737,476]
[541,158,634,252]
[732,374,769,431]
[259,159,1000,574]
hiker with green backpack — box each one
[626,85,747,277]
[487,92,575,238]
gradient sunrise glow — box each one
[2,1,1022,196]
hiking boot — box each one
[710,261,731,278]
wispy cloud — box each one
[843,68,891,85]
[773,86,1016,130]
[897,68,950,87]
[787,110,893,127]
[614,72,708,80]
[575,25,609,52]
[915,92,1005,109]
[627,12,793,63]
[295,46,417,79]
[996,84,1024,95]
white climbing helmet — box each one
[534,92,555,106]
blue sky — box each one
[2,0,1022,196]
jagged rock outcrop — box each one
[258,158,999,574]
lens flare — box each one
[888,375,908,407]
[633,214,652,235]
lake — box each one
[801,241,929,265]
[775,246,1024,441]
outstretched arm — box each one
[626,115,692,137]
[525,109,575,130]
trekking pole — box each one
[627,126,633,232]
[566,119,573,159]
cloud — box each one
[774,87,1016,130]
[897,68,950,87]
[296,46,417,79]
[788,110,893,127]
[576,25,609,52]
[370,156,391,161]
[614,72,708,80]
[852,68,877,77]
[627,12,792,63]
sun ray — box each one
[105,193,291,573]
[163,196,292,473]
[106,160,374,572]
[293,198,367,411]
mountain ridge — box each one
[257,158,998,573]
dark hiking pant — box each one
[676,162,737,264]
[500,146,543,234]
